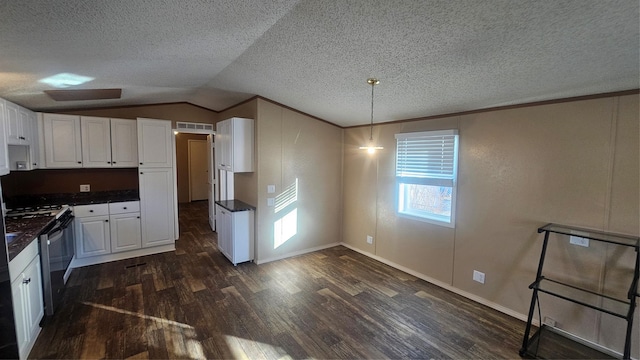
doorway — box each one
[188,139,208,201]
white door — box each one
[139,168,175,247]
[110,118,138,167]
[188,139,208,201]
[81,116,111,167]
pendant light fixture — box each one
[359,78,384,154]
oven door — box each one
[40,211,75,317]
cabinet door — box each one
[43,114,82,168]
[111,118,138,167]
[229,118,254,172]
[110,212,142,253]
[81,116,112,167]
[75,216,111,258]
[0,100,10,175]
[29,112,40,169]
[139,168,175,247]
[23,256,44,344]
[18,108,32,145]
[215,120,230,170]
[5,101,21,144]
[215,205,232,260]
[137,118,172,167]
[11,276,27,357]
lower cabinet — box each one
[215,204,254,266]
[9,240,44,360]
[74,201,142,259]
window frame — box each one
[394,129,460,228]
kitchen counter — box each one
[215,200,256,212]
[6,189,139,207]
[5,216,54,261]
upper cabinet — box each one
[215,117,254,173]
[43,114,138,169]
[80,116,138,168]
[0,100,10,175]
[6,101,33,146]
[43,114,83,168]
[137,118,172,168]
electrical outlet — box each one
[366,235,373,244]
[543,316,556,327]
[80,184,90,192]
[473,270,485,284]
[569,236,589,247]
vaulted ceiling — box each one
[0,0,638,127]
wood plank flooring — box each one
[30,200,526,359]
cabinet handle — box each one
[107,161,111,164]
[33,163,37,166]
[89,210,94,213]
[77,161,82,164]
[113,161,117,164]
[123,207,127,210]
[22,278,31,284]
[137,216,140,219]
[140,172,144,175]
[105,219,109,222]
[139,162,143,165]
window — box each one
[395,129,459,227]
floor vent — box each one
[125,262,147,269]
[176,121,214,132]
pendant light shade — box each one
[359,78,383,153]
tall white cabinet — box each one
[137,118,176,248]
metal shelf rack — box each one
[519,223,639,359]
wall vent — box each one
[176,122,214,131]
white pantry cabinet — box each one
[139,168,175,247]
[0,99,10,175]
[137,118,172,167]
[9,240,44,360]
[43,113,82,168]
[215,117,253,172]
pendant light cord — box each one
[370,81,375,141]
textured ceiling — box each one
[0,0,638,127]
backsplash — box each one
[1,168,139,199]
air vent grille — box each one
[176,122,214,131]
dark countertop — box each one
[5,216,54,261]
[5,189,139,207]
[215,200,256,212]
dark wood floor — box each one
[30,200,526,359]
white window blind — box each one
[395,129,459,186]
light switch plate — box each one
[267,185,276,194]
[473,270,485,284]
[80,184,90,192]
[569,236,589,247]
[267,198,275,207]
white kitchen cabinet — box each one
[110,118,138,167]
[215,117,253,172]
[43,113,82,168]
[74,204,111,258]
[109,201,142,253]
[81,116,138,168]
[6,102,33,146]
[139,168,175,247]
[137,118,172,167]
[9,240,44,360]
[0,99,10,175]
[215,203,254,266]
[81,116,111,167]
[28,111,40,169]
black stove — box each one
[5,205,68,219]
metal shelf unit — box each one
[520,223,639,359]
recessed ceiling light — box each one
[39,73,94,88]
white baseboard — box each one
[70,244,175,268]
[255,242,341,265]
[339,242,538,326]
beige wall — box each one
[342,94,639,357]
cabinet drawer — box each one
[73,203,109,217]
[109,201,140,215]
[8,239,38,283]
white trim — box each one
[339,242,538,326]
[255,242,341,265]
[69,244,175,268]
